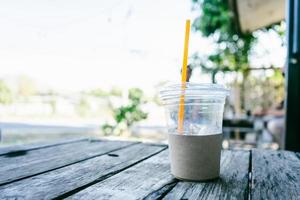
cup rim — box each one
[159,82,229,102]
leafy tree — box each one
[102,88,148,135]
[0,80,13,104]
[191,0,284,111]
[192,0,255,82]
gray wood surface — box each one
[162,150,250,200]
[251,149,300,200]
[0,143,166,200]
[0,139,299,200]
[68,149,175,200]
[0,139,134,185]
[0,138,87,156]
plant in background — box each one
[102,88,148,136]
[192,0,255,80]
[0,80,13,104]
[191,0,285,113]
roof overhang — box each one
[229,0,285,33]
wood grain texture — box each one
[251,149,300,200]
[68,149,176,200]
[0,138,87,156]
[1,138,299,200]
[0,143,166,200]
[162,150,250,200]
[0,139,134,185]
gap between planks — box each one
[0,138,89,156]
[54,146,168,199]
[145,150,251,200]
[68,150,250,200]
[0,143,167,200]
[0,141,138,186]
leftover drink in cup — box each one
[160,83,229,181]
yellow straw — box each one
[178,19,190,134]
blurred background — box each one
[0,0,287,150]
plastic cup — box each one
[160,83,229,181]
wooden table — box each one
[0,138,299,200]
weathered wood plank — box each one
[162,150,250,200]
[68,149,175,200]
[0,140,89,168]
[251,149,300,200]
[0,139,134,185]
[0,138,88,156]
[0,143,166,200]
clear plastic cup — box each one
[160,83,229,181]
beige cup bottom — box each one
[168,133,222,181]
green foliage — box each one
[102,88,148,136]
[191,0,285,112]
[192,0,255,81]
[102,124,115,135]
[192,0,233,37]
[0,80,13,104]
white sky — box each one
[0,0,285,94]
